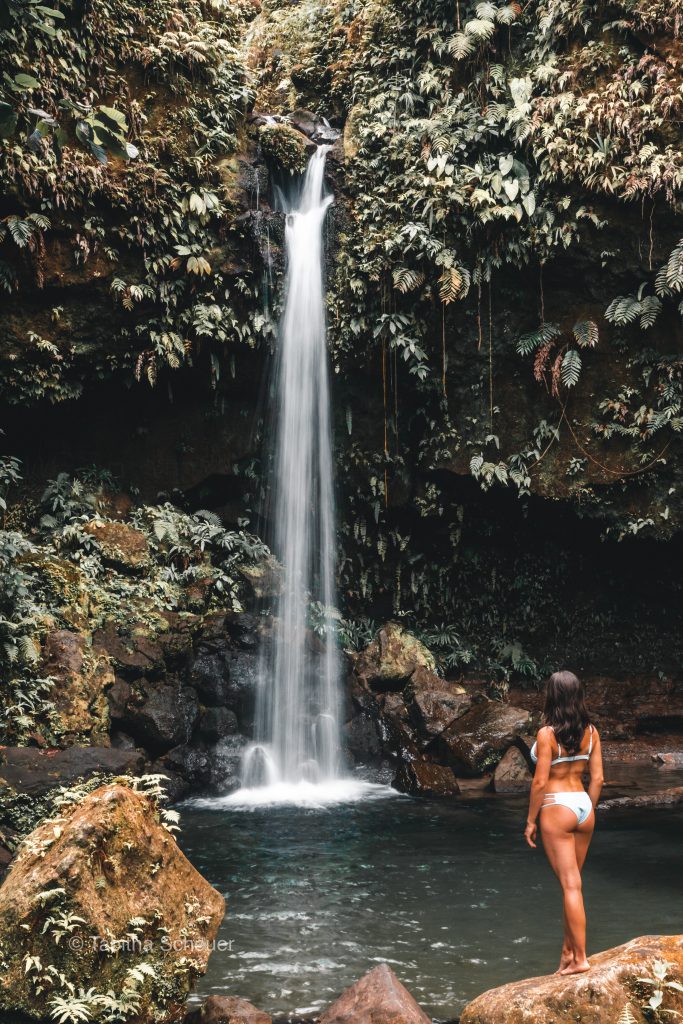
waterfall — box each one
[243,147,342,790]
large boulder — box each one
[41,628,113,743]
[393,760,460,797]
[493,746,532,793]
[406,676,471,741]
[460,934,683,1024]
[0,745,146,799]
[185,996,272,1024]
[353,624,436,690]
[320,963,431,1024]
[431,701,532,775]
[83,519,151,572]
[0,783,225,1023]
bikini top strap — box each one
[588,723,593,755]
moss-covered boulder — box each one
[0,782,224,1023]
[257,121,312,174]
[353,623,436,689]
[83,520,151,573]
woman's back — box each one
[531,724,594,787]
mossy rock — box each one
[0,783,225,1023]
[258,121,311,174]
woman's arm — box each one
[524,727,552,848]
[587,726,604,809]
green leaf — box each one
[35,5,65,17]
[14,74,40,89]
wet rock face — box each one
[112,677,200,754]
[346,625,532,790]
[320,963,431,1024]
[0,745,145,797]
[185,996,272,1024]
[431,702,532,776]
[0,783,225,1023]
[493,746,532,793]
[157,735,248,801]
[393,760,461,797]
[92,611,265,795]
[459,934,683,1024]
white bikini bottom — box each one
[542,791,593,825]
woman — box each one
[525,671,604,975]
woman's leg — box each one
[540,805,594,974]
[557,825,594,970]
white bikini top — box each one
[530,724,593,765]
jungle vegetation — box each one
[1,0,682,685]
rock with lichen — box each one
[0,782,224,1023]
[83,520,151,573]
[41,629,113,744]
[352,623,436,689]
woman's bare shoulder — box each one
[536,725,554,744]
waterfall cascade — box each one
[238,147,348,802]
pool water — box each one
[179,773,683,1020]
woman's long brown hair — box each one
[543,670,589,753]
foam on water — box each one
[186,778,398,811]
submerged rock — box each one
[393,759,460,797]
[493,746,532,793]
[600,786,683,811]
[432,702,531,775]
[0,783,224,1023]
[185,995,272,1024]
[459,934,683,1024]
[320,963,431,1024]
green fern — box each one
[560,349,582,388]
[516,322,560,356]
[573,320,599,348]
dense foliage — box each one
[0,0,269,401]
[0,463,266,743]
[1,0,682,684]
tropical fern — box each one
[438,266,470,303]
[560,349,582,387]
[573,320,599,348]
[392,266,425,293]
[516,322,560,355]
[606,290,662,330]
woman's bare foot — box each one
[556,949,573,973]
[560,959,590,975]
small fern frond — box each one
[573,319,599,348]
[516,322,560,355]
[560,348,582,388]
